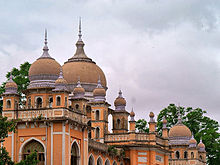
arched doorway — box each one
[71,142,80,165]
[105,159,110,165]
[36,97,42,108]
[22,139,45,165]
[97,157,103,165]
[88,154,95,165]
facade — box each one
[1,24,206,165]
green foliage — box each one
[135,119,149,133]
[16,152,38,165]
[0,116,15,165]
[0,147,14,165]
[157,103,220,165]
[0,116,15,143]
[108,145,118,155]
[0,62,31,112]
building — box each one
[1,22,206,165]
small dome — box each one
[189,136,197,144]
[114,90,126,106]
[5,76,17,88]
[55,69,67,85]
[163,118,167,124]
[149,112,155,118]
[130,110,135,117]
[73,79,85,95]
[169,124,191,138]
[198,140,205,148]
[93,78,106,96]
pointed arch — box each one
[97,156,103,165]
[71,140,80,165]
[19,137,46,165]
[104,159,110,165]
[88,154,95,165]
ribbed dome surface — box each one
[29,58,61,79]
[169,124,192,138]
[93,88,106,96]
[62,62,106,87]
[114,97,126,106]
[5,81,17,88]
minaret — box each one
[162,117,168,138]
[90,78,110,143]
[2,75,20,119]
[129,108,136,132]
[69,78,88,114]
[112,90,129,133]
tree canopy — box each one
[157,104,220,165]
[0,62,30,113]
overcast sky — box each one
[1,0,220,123]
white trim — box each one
[70,140,81,165]
[104,158,110,165]
[51,123,53,165]
[88,153,95,165]
[62,122,65,165]
[53,132,69,135]
[11,132,14,161]
[19,137,46,165]
[97,156,103,165]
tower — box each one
[112,90,129,133]
[90,78,109,143]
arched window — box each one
[117,119,121,129]
[6,100,11,108]
[191,152,194,159]
[184,151,188,159]
[176,151,180,159]
[96,127,100,139]
[105,159,110,165]
[71,142,80,165]
[49,97,53,108]
[28,97,31,108]
[97,157,103,165]
[113,161,117,165]
[56,96,61,106]
[96,110,100,120]
[75,104,79,110]
[36,97,42,108]
[65,97,67,107]
[200,155,203,160]
[22,140,45,164]
[88,154,95,165]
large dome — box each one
[169,124,192,138]
[62,29,107,95]
[62,61,106,87]
[29,58,61,80]
[28,32,61,89]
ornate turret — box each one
[53,68,68,92]
[114,90,126,111]
[189,134,197,148]
[162,117,168,138]
[73,78,85,98]
[129,108,136,132]
[93,77,106,102]
[4,75,18,95]
[198,139,206,152]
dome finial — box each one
[177,106,182,124]
[78,17,82,41]
[39,29,52,59]
[58,67,64,79]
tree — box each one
[0,116,15,165]
[0,62,31,113]
[157,103,220,165]
[135,119,149,133]
[16,152,38,165]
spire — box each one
[78,17,82,41]
[8,73,13,82]
[58,67,64,79]
[96,75,103,88]
[177,106,182,124]
[118,90,123,98]
[39,29,53,59]
[76,77,82,88]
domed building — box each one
[1,23,206,165]
[62,21,107,99]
